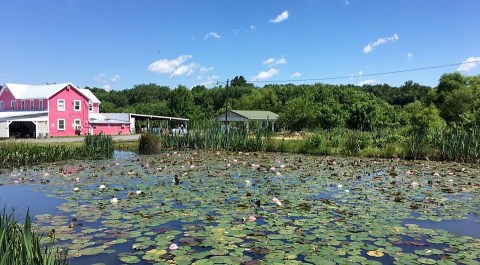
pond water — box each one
[0,151,479,264]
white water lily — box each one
[136,190,142,195]
[337,184,343,188]
[111,197,118,204]
[272,197,283,206]
[75,177,80,182]
[245,180,251,185]
[73,187,79,192]
[99,184,106,190]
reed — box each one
[83,133,114,159]
[0,207,68,265]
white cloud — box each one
[270,10,289,23]
[407,53,413,58]
[147,54,192,74]
[200,66,214,72]
[93,73,105,82]
[358,79,378,86]
[291,72,301,78]
[103,85,111,90]
[253,68,279,81]
[197,75,219,86]
[171,63,197,77]
[363,33,399,54]
[204,32,221,40]
[110,74,120,82]
[457,57,480,72]
[263,57,287,66]
[345,1,350,5]
[250,25,256,30]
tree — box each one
[230,76,247,87]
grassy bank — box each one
[0,134,114,168]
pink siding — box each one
[0,88,16,111]
[48,86,91,137]
[90,123,131,136]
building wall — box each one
[90,123,131,135]
[0,121,8,137]
[0,88,16,111]
[35,121,49,138]
[48,86,90,137]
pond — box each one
[0,151,479,264]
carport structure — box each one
[99,113,189,134]
[0,111,48,138]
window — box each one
[11,101,14,110]
[30,100,34,110]
[21,100,25,110]
[0,101,3,111]
[58,119,65,130]
[74,119,81,129]
[74,100,81,111]
[88,102,93,112]
[57,99,65,111]
[39,100,44,110]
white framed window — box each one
[57,99,65,111]
[58,119,66,130]
[30,100,34,110]
[39,100,44,110]
[73,100,81,111]
[21,100,25,110]
[74,119,81,130]
[0,101,3,111]
[88,102,93,112]
[10,100,15,110]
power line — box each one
[247,60,480,84]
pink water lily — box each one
[169,243,178,250]
[249,216,256,222]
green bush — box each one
[138,133,161,155]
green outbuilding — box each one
[215,110,279,131]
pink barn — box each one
[0,83,131,138]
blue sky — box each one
[1,0,479,90]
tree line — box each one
[88,72,480,133]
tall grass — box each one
[83,133,114,159]
[0,208,68,265]
[155,120,274,152]
[0,134,114,168]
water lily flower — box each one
[189,164,196,170]
[13,180,19,184]
[345,189,350,193]
[99,184,106,190]
[43,173,50,176]
[143,163,150,169]
[169,243,178,250]
[226,163,231,168]
[272,198,283,206]
[136,190,142,195]
[73,187,80,192]
[110,197,118,204]
[280,164,286,169]
[75,177,80,182]
[433,172,440,177]
[245,180,251,185]
[233,159,238,163]
[461,188,467,192]
[411,181,419,188]
[406,170,414,176]
[337,184,343,188]
[269,166,276,171]
[249,216,256,222]
[276,172,282,176]
[251,164,260,168]
[114,162,120,166]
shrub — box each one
[138,133,161,155]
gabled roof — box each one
[1,83,100,103]
[229,110,279,120]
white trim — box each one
[73,100,81,111]
[10,100,14,110]
[57,99,65,111]
[39,100,44,110]
[73,119,81,129]
[30,100,34,110]
[57,119,65,130]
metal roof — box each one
[130,113,189,122]
[227,110,278,120]
[1,83,100,103]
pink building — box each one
[0,83,131,138]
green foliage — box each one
[83,133,114,159]
[0,208,68,265]
[138,133,161,155]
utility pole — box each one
[225,79,229,125]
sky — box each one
[1,0,479,90]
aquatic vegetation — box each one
[0,151,479,264]
[0,207,68,265]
